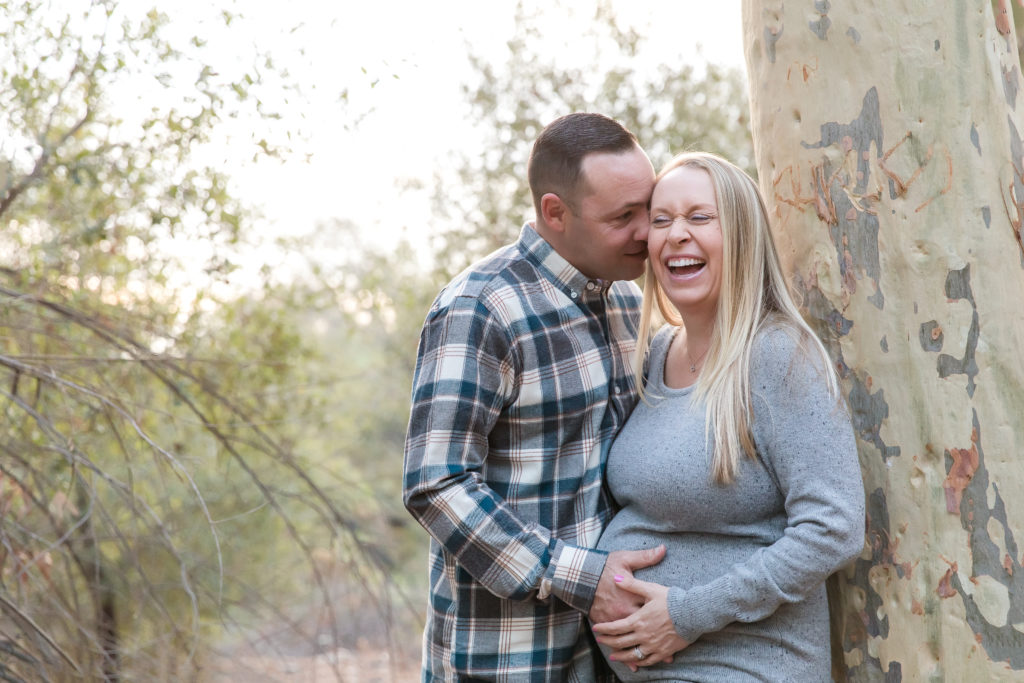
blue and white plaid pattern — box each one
[403,224,641,682]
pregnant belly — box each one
[595,511,831,682]
[596,511,769,589]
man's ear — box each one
[540,193,569,233]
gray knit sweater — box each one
[596,324,865,682]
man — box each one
[403,113,664,682]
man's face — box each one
[561,145,655,282]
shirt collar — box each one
[517,222,611,301]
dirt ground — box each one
[202,643,419,682]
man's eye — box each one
[617,211,632,222]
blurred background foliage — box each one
[428,2,754,278]
[0,0,751,680]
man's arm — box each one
[402,293,609,611]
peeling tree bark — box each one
[742,1,1024,680]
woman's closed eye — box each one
[650,213,717,228]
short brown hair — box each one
[527,113,639,214]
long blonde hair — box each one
[635,152,839,484]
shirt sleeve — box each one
[402,292,607,612]
[666,329,866,643]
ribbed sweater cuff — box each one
[667,578,731,644]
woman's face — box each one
[647,165,724,318]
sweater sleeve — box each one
[666,328,866,643]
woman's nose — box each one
[668,216,691,242]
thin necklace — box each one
[686,343,709,373]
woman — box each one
[592,152,865,681]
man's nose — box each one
[634,213,650,242]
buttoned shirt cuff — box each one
[539,539,608,613]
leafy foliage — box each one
[426,1,754,278]
[0,2,403,679]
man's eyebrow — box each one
[606,201,646,217]
[618,199,648,210]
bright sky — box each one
[160,0,746,281]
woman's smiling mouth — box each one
[666,256,706,277]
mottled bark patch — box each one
[937,563,959,598]
[842,489,905,681]
[857,489,894,637]
[936,266,979,397]
[848,375,901,461]
[809,1,831,40]
[803,87,882,197]
[944,264,975,305]
[1005,116,1024,262]
[802,278,854,336]
[919,321,944,352]
[945,411,1024,668]
[1003,65,1019,108]
[942,446,978,513]
[764,25,784,64]
[803,88,886,308]
[796,275,853,378]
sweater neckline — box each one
[651,326,696,396]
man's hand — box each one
[589,545,666,623]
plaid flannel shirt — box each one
[403,224,641,682]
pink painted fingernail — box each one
[614,574,623,583]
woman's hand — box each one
[592,573,689,672]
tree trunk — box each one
[742,1,1024,680]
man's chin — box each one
[614,268,645,282]
[621,255,648,280]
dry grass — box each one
[201,641,419,682]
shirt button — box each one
[586,281,596,291]
[614,385,622,394]
[570,291,578,299]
